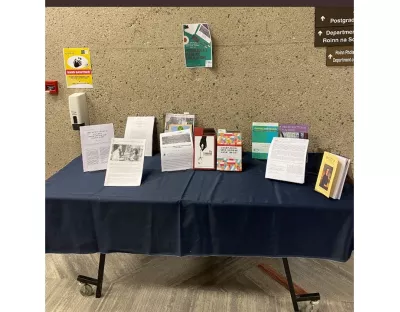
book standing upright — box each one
[315,152,351,199]
[252,122,279,160]
[216,129,242,171]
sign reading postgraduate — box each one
[183,23,213,68]
[315,7,354,28]
[314,7,354,47]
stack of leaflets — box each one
[164,113,195,132]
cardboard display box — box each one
[194,127,216,170]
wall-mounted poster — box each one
[183,23,212,68]
[63,48,94,88]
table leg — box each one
[96,253,106,298]
[77,253,106,298]
[282,258,320,312]
[282,258,300,311]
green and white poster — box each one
[183,23,213,68]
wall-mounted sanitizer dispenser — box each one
[68,92,89,130]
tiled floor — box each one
[46,253,354,312]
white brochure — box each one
[80,123,114,172]
[265,137,309,184]
[160,129,193,172]
[104,138,146,186]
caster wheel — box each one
[79,283,94,297]
[298,300,320,312]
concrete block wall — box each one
[45,7,353,178]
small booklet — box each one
[164,113,195,132]
[183,23,212,68]
[104,138,146,187]
[265,137,309,184]
[315,152,351,199]
[252,122,279,160]
[124,116,155,156]
[80,123,114,172]
[160,129,193,172]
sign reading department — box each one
[326,46,354,66]
[314,26,354,47]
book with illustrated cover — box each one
[315,152,351,199]
[252,122,279,160]
[217,129,242,171]
[279,124,309,139]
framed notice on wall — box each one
[63,48,94,88]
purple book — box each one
[279,124,309,139]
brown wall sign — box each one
[315,7,354,48]
[314,26,354,47]
[315,7,354,28]
[326,46,354,66]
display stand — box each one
[75,254,320,311]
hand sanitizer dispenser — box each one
[68,92,89,130]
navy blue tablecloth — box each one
[46,153,354,262]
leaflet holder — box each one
[194,127,216,170]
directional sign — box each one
[326,46,354,66]
[314,26,354,47]
[315,7,354,28]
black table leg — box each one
[282,258,300,311]
[282,258,320,312]
[95,253,106,298]
[77,253,106,298]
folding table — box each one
[46,153,354,311]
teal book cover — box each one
[252,122,279,159]
[183,23,212,68]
